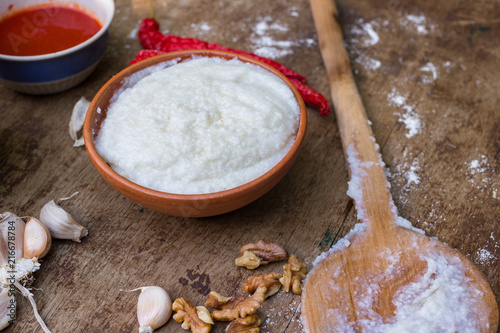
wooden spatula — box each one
[301,0,499,331]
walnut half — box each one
[211,291,265,321]
[212,272,282,322]
[242,272,282,298]
[279,254,307,295]
[205,291,233,310]
[239,240,288,262]
[173,298,212,333]
[226,314,262,333]
[235,251,264,270]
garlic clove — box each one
[0,212,25,260]
[23,217,52,259]
[0,288,15,330]
[137,286,172,333]
[69,97,90,147]
[39,200,88,242]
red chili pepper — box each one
[289,78,330,117]
[137,18,306,83]
[133,18,331,116]
[130,50,163,65]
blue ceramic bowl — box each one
[0,0,114,95]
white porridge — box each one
[95,57,300,194]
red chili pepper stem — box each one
[148,0,156,20]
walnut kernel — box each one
[239,239,288,262]
[205,291,232,309]
[242,272,282,298]
[212,291,265,321]
[196,306,214,325]
[226,314,262,333]
[279,254,307,295]
[235,251,265,269]
[173,298,212,333]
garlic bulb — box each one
[0,213,39,285]
[23,217,52,259]
[0,288,15,330]
[39,200,88,242]
[136,286,172,333]
[0,213,54,333]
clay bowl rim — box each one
[83,49,307,206]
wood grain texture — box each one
[0,0,499,332]
[303,0,497,330]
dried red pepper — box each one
[289,78,330,117]
[131,49,163,63]
[132,18,330,116]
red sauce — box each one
[0,5,102,56]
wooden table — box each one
[1,0,498,331]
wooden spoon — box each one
[301,0,499,331]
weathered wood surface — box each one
[0,0,498,332]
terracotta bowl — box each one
[83,50,307,218]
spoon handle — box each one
[310,0,396,233]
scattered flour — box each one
[420,62,439,84]
[385,146,423,207]
[406,14,428,34]
[468,157,488,175]
[254,20,288,35]
[249,16,315,59]
[289,6,300,17]
[349,19,381,47]
[344,11,440,73]
[389,91,406,107]
[388,88,422,138]
[345,19,381,71]
[190,22,212,32]
[407,162,420,185]
[465,154,497,195]
[128,25,139,39]
[476,248,495,265]
[363,23,380,46]
[442,60,455,74]
[260,296,301,332]
[472,232,498,266]
[394,155,421,189]
[400,14,436,35]
[399,105,421,138]
[357,54,381,70]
